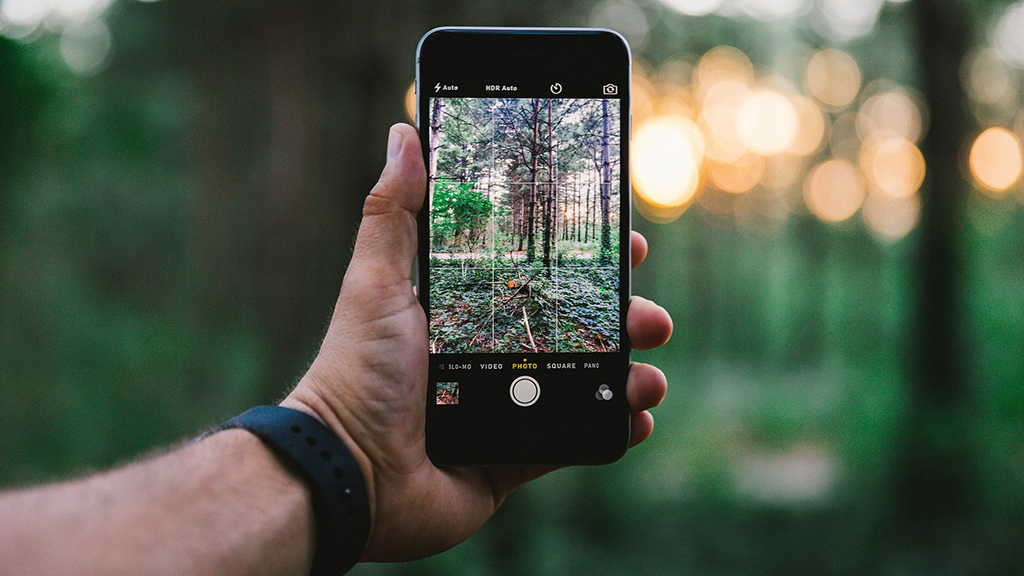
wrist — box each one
[203,405,371,573]
[279,391,377,554]
[201,429,316,574]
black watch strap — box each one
[201,405,371,576]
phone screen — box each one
[427,96,622,355]
[418,28,631,465]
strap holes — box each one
[306,436,317,446]
[290,425,301,434]
[321,450,331,461]
[333,467,344,479]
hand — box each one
[282,123,672,562]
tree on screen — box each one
[428,97,620,353]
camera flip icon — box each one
[602,83,618,95]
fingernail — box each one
[387,127,403,163]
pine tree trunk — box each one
[517,191,525,252]
[574,181,580,241]
[527,99,540,263]
[429,98,443,183]
[586,176,591,243]
[543,100,555,272]
[599,99,612,265]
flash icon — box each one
[434,83,441,93]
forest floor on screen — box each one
[427,96,622,354]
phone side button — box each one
[510,376,540,407]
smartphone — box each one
[416,27,631,465]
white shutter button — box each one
[510,376,540,407]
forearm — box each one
[0,430,314,576]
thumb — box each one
[347,123,426,287]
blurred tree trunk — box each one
[895,0,975,560]
[182,3,336,397]
[176,1,411,396]
[173,0,580,399]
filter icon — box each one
[595,384,613,401]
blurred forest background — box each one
[1,0,1023,574]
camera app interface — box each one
[427,97,622,354]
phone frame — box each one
[416,27,632,466]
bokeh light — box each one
[964,47,1017,109]
[405,82,416,122]
[760,155,804,190]
[0,0,116,38]
[737,89,799,156]
[622,44,930,239]
[0,0,49,34]
[632,115,705,219]
[1,0,118,76]
[656,0,812,22]
[694,46,755,96]
[994,1,1024,69]
[739,0,811,22]
[859,137,926,199]
[658,85,696,119]
[659,0,725,18]
[787,95,829,156]
[862,189,920,242]
[856,86,926,143]
[708,153,764,194]
[814,0,885,43]
[60,19,112,76]
[969,127,1023,193]
[699,80,750,162]
[803,159,865,222]
[805,48,861,109]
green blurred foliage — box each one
[1,0,1023,575]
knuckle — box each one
[363,188,396,218]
